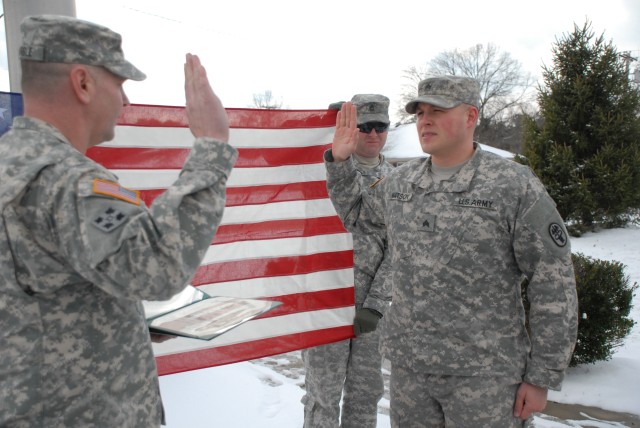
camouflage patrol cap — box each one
[405,76,479,113]
[351,94,390,125]
[19,15,146,81]
[328,101,346,110]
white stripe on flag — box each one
[198,268,354,298]
[113,163,327,189]
[201,233,353,265]
[107,126,335,149]
[221,199,338,225]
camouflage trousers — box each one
[301,329,384,428]
[390,364,525,428]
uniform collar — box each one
[11,116,72,147]
[408,143,483,192]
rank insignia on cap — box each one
[92,207,127,233]
[92,179,140,205]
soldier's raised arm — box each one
[184,53,229,142]
[331,102,360,162]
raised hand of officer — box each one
[184,53,229,142]
[353,308,383,336]
[331,102,360,162]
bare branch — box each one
[251,90,283,109]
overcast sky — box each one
[1,0,638,121]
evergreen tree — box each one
[517,21,640,234]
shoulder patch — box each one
[93,179,140,205]
[92,206,128,233]
[549,223,568,247]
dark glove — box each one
[353,308,382,337]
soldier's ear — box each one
[69,65,94,105]
[466,106,479,127]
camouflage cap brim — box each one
[405,75,480,114]
[405,96,462,114]
[104,61,146,81]
[357,112,390,125]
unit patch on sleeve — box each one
[549,223,568,247]
[92,179,141,205]
[92,207,128,233]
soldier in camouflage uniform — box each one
[324,76,578,427]
[0,15,237,427]
[301,94,394,428]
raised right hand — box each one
[331,102,359,162]
[184,53,229,142]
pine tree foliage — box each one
[517,21,640,234]
[569,253,636,366]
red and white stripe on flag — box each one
[86,105,355,376]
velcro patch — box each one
[454,198,495,209]
[93,179,140,205]
[390,192,412,202]
[92,207,128,233]
[420,214,436,232]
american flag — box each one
[0,92,356,376]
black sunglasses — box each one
[357,122,389,134]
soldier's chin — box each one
[419,141,433,155]
[100,129,117,145]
